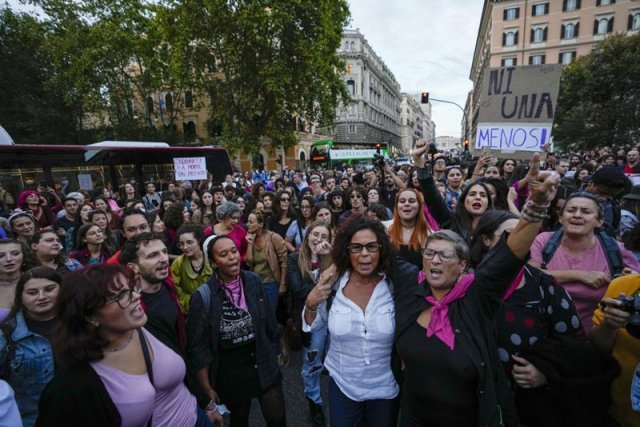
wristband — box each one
[305,304,318,313]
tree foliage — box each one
[0,0,350,153]
[554,32,640,150]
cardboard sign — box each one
[77,173,93,191]
[474,65,562,158]
[173,157,207,180]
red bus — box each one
[0,141,233,197]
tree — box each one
[554,32,640,150]
[175,0,351,155]
[0,7,83,144]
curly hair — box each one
[331,214,395,277]
[54,264,136,368]
[163,201,186,229]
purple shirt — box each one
[531,232,640,331]
[92,328,196,427]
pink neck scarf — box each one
[424,273,475,350]
[422,205,440,231]
[218,274,248,310]
[502,267,525,301]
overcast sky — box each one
[348,0,483,138]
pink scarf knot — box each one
[423,273,475,350]
[219,274,248,310]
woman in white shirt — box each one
[303,215,398,427]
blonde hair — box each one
[297,220,333,282]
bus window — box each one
[50,165,108,193]
[0,167,46,198]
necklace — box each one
[103,330,134,352]
[0,276,19,286]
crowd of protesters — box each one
[0,140,639,427]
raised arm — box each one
[412,140,450,226]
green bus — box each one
[310,140,389,168]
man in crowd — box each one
[624,149,640,175]
[52,197,78,250]
[432,156,447,183]
[142,181,162,212]
[105,208,150,264]
[554,158,570,177]
[119,232,186,356]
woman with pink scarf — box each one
[187,235,285,426]
[391,145,560,427]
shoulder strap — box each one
[138,329,154,386]
[541,229,564,269]
[196,282,211,314]
[326,287,338,312]
[0,322,16,381]
[595,230,623,278]
[138,329,154,427]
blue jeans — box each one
[301,324,328,405]
[328,377,397,427]
[194,406,213,427]
[262,282,279,317]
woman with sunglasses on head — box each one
[287,220,333,426]
[245,210,288,316]
[1,267,62,427]
[285,195,315,253]
[69,224,114,267]
[17,190,55,230]
[188,236,285,427]
[38,264,210,427]
[192,190,216,228]
[268,191,295,240]
[392,149,561,427]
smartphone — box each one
[39,180,48,188]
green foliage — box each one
[554,33,640,150]
[0,0,350,152]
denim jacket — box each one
[0,311,55,427]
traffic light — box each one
[464,139,469,152]
[421,92,429,104]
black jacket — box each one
[516,335,620,427]
[36,363,120,427]
[187,270,283,390]
[393,241,523,427]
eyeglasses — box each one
[280,198,290,202]
[301,205,311,210]
[422,248,458,261]
[347,242,381,254]
[350,195,363,200]
[107,286,140,309]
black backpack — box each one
[541,229,623,278]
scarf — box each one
[219,274,248,311]
[424,273,475,350]
[422,205,440,231]
[502,267,525,301]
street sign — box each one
[474,64,562,158]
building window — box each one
[563,0,581,12]
[347,80,355,96]
[164,93,173,112]
[350,41,355,51]
[561,22,580,39]
[531,27,548,43]
[503,30,518,46]
[594,17,614,35]
[559,51,577,64]
[529,54,546,65]
[146,96,154,113]
[629,12,640,31]
[184,91,193,108]
[596,0,615,6]
[348,124,357,133]
[501,57,517,66]
[504,7,520,20]
[532,3,549,16]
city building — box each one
[399,94,427,153]
[435,135,462,152]
[467,0,640,139]
[324,29,403,150]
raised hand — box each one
[525,152,560,205]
